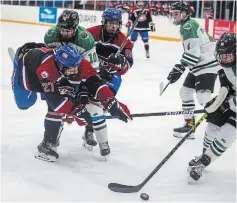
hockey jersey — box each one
[44,26,100,71]
[20,47,113,115]
[224,66,236,113]
[87,25,133,75]
[128,5,153,31]
[179,19,220,76]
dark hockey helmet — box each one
[102,8,122,37]
[169,1,190,25]
[215,32,236,68]
[55,45,82,78]
[57,10,79,41]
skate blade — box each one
[82,143,93,151]
[102,155,109,161]
[187,175,198,184]
[35,152,57,162]
[173,132,195,139]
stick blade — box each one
[108,183,141,193]
[8,47,15,62]
[159,81,164,96]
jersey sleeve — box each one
[79,59,114,100]
[75,27,100,70]
[44,26,62,48]
[180,21,201,67]
[36,58,75,115]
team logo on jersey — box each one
[47,29,54,36]
[138,14,147,22]
[183,23,192,30]
[125,49,132,59]
[40,71,49,79]
[79,32,89,39]
[62,52,68,58]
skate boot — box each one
[82,125,97,151]
[99,142,110,157]
[188,154,211,181]
[173,117,195,139]
[146,50,150,58]
[35,140,59,162]
[188,149,207,168]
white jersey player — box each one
[188,32,236,181]
[167,1,220,139]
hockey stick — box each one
[8,47,15,62]
[115,2,148,56]
[108,113,208,193]
[92,109,205,121]
[159,81,170,96]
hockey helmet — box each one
[102,8,122,36]
[57,10,79,41]
[55,45,82,78]
[169,1,190,25]
[215,32,236,68]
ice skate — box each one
[99,142,110,160]
[146,50,150,58]
[35,140,59,162]
[173,117,195,139]
[82,126,97,151]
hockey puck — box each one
[140,193,149,201]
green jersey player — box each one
[44,10,99,71]
[167,2,220,139]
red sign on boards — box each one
[213,19,236,40]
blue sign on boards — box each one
[39,7,57,24]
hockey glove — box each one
[149,22,156,32]
[108,53,126,66]
[71,105,92,127]
[126,21,132,28]
[104,98,132,123]
[167,64,185,84]
[99,68,113,81]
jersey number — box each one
[42,82,54,93]
[88,52,98,63]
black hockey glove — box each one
[71,105,93,127]
[72,85,89,105]
[108,53,126,66]
[167,64,185,84]
[99,69,113,81]
[104,98,132,123]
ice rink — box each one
[1,22,236,202]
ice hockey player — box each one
[86,8,133,155]
[167,1,220,139]
[188,32,236,181]
[126,1,155,58]
[44,10,100,152]
[11,44,132,162]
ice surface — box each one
[1,22,236,202]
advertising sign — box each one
[39,7,57,24]
[213,19,236,40]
